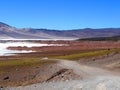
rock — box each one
[42,57,48,60]
[72,84,83,90]
[96,83,107,90]
[3,76,9,80]
[16,68,19,71]
[65,80,69,82]
[0,86,4,90]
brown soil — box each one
[7,41,120,51]
[0,63,60,86]
[78,52,120,73]
[1,40,120,87]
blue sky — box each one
[0,0,120,30]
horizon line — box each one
[1,21,120,30]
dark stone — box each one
[93,59,96,61]
[3,76,9,80]
[0,86,4,90]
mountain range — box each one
[0,22,120,40]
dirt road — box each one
[4,59,120,90]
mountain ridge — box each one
[0,22,120,39]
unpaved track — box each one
[58,59,112,76]
[5,59,120,90]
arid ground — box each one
[1,40,120,90]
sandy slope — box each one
[4,58,120,90]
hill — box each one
[78,35,120,41]
[0,22,120,39]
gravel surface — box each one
[4,76,120,90]
[3,59,120,90]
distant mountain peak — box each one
[0,22,11,28]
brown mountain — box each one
[0,22,120,39]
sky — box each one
[0,0,120,30]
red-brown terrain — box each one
[7,41,120,51]
[1,40,120,90]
